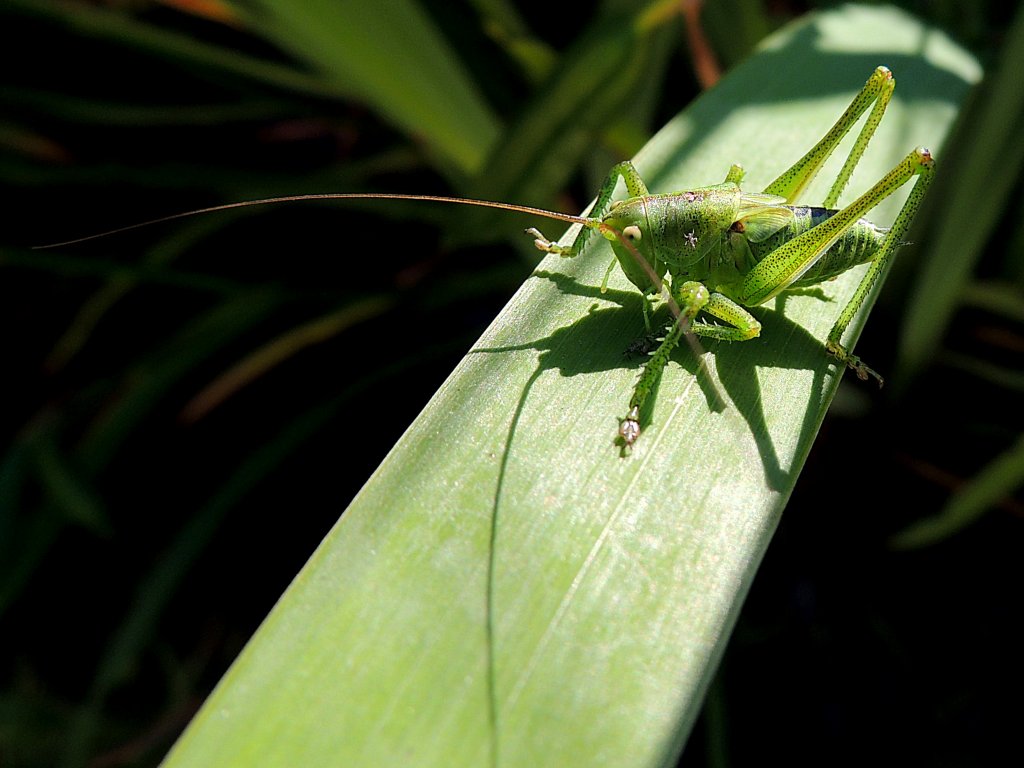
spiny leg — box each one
[527,161,649,258]
[826,149,936,383]
[531,160,659,331]
[618,284,765,446]
[690,293,762,342]
[619,282,709,446]
[740,147,934,309]
[739,146,934,383]
[764,66,895,206]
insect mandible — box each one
[41,67,933,449]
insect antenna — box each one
[33,193,600,250]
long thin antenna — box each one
[34,193,597,250]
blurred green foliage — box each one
[1,1,1021,766]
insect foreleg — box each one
[764,66,895,206]
[530,161,650,259]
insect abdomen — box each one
[750,206,887,286]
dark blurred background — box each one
[1,1,1021,766]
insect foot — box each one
[624,331,665,357]
[826,341,884,387]
[525,227,571,256]
[619,406,641,448]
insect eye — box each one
[623,225,642,241]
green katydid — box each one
[532,65,933,445]
[41,66,932,449]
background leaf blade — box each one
[159,6,980,767]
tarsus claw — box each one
[827,341,884,387]
[619,406,641,446]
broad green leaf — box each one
[162,6,978,767]
[240,0,502,175]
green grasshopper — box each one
[529,65,934,445]
[44,67,932,448]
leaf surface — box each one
[162,7,979,767]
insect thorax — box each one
[604,187,741,292]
